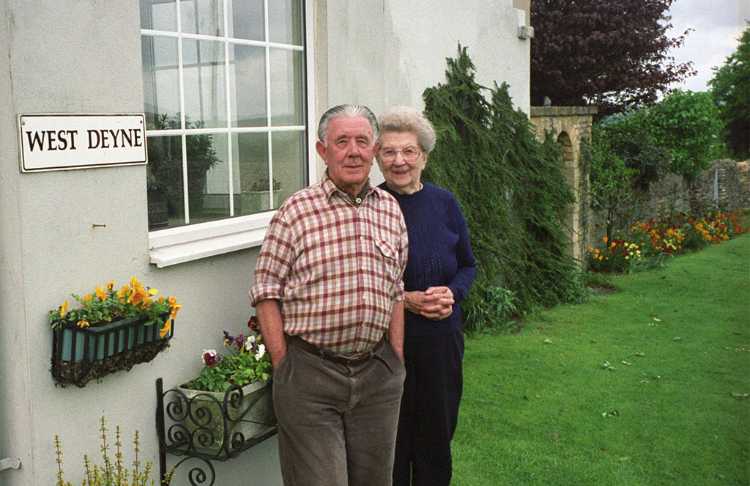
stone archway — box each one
[529,106,598,262]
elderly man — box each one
[250,104,408,486]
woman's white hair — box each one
[378,106,437,153]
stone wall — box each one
[529,106,598,262]
[590,159,750,239]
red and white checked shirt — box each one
[250,177,408,353]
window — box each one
[140,0,308,234]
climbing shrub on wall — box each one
[422,46,585,332]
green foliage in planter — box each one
[421,45,586,332]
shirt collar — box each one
[322,174,379,204]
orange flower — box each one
[95,286,107,301]
[159,319,172,338]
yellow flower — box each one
[76,320,90,329]
[95,286,107,300]
[59,300,69,318]
[159,319,172,338]
[602,235,609,244]
[82,293,93,303]
[130,276,141,288]
[148,288,159,296]
[116,286,129,302]
[169,303,182,320]
[106,280,115,291]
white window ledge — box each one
[149,212,274,267]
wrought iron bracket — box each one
[155,378,277,485]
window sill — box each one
[148,212,274,267]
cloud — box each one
[667,0,745,91]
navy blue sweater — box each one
[380,182,477,337]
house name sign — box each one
[18,114,147,172]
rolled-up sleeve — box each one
[393,216,409,302]
[249,211,295,306]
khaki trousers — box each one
[272,337,406,486]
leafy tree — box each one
[586,127,639,243]
[597,110,670,190]
[710,25,750,159]
[648,90,726,182]
[531,0,695,114]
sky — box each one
[666,0,749,92]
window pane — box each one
[269,0,303,45]
[229,45,266,127]
[227,0,264,41]
[142,36,180,130]
[183,40,226,129]
[233,133,270,215]
[180,0,223,36]
[140,0,177,31]
[147,136,185,230]
[270,49,304,126]
[188,133,229,223]
[272,131,305,207]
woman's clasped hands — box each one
[405,286,455,320]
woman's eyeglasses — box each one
[380,146,422,162]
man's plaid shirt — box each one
[250,177,408,353]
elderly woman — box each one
[377,106,476,486]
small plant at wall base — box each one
[49,278,181,387]
[55,416,172,486]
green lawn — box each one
[454,234,750,486]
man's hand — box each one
[404,286,454,320]
[256,300,287,368]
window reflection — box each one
[180,0,223,36]
[230,45,267,127]
[141,1,307,229]
[140,0,177,31]
[142,36,180,130]
[233,133,271,215]
[188,134,229,223]
[272,131,305,207]
[228,0,264,41]
[270,49,305,126]
[147,135,184,230]
[183,40,226,129]
[269,0,303,45]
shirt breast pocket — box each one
[374,239,401,282]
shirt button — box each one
[355,197,362,204]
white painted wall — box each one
[319,0,531,182]
[0,1,529,485]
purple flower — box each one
[202,349,221,367]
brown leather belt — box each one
[287,334,385,366]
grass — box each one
[454,233,750,486]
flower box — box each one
[52,315,174,387]
[49,278,180,387]
[167,380,276,459]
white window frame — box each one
[144,0,317,267]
